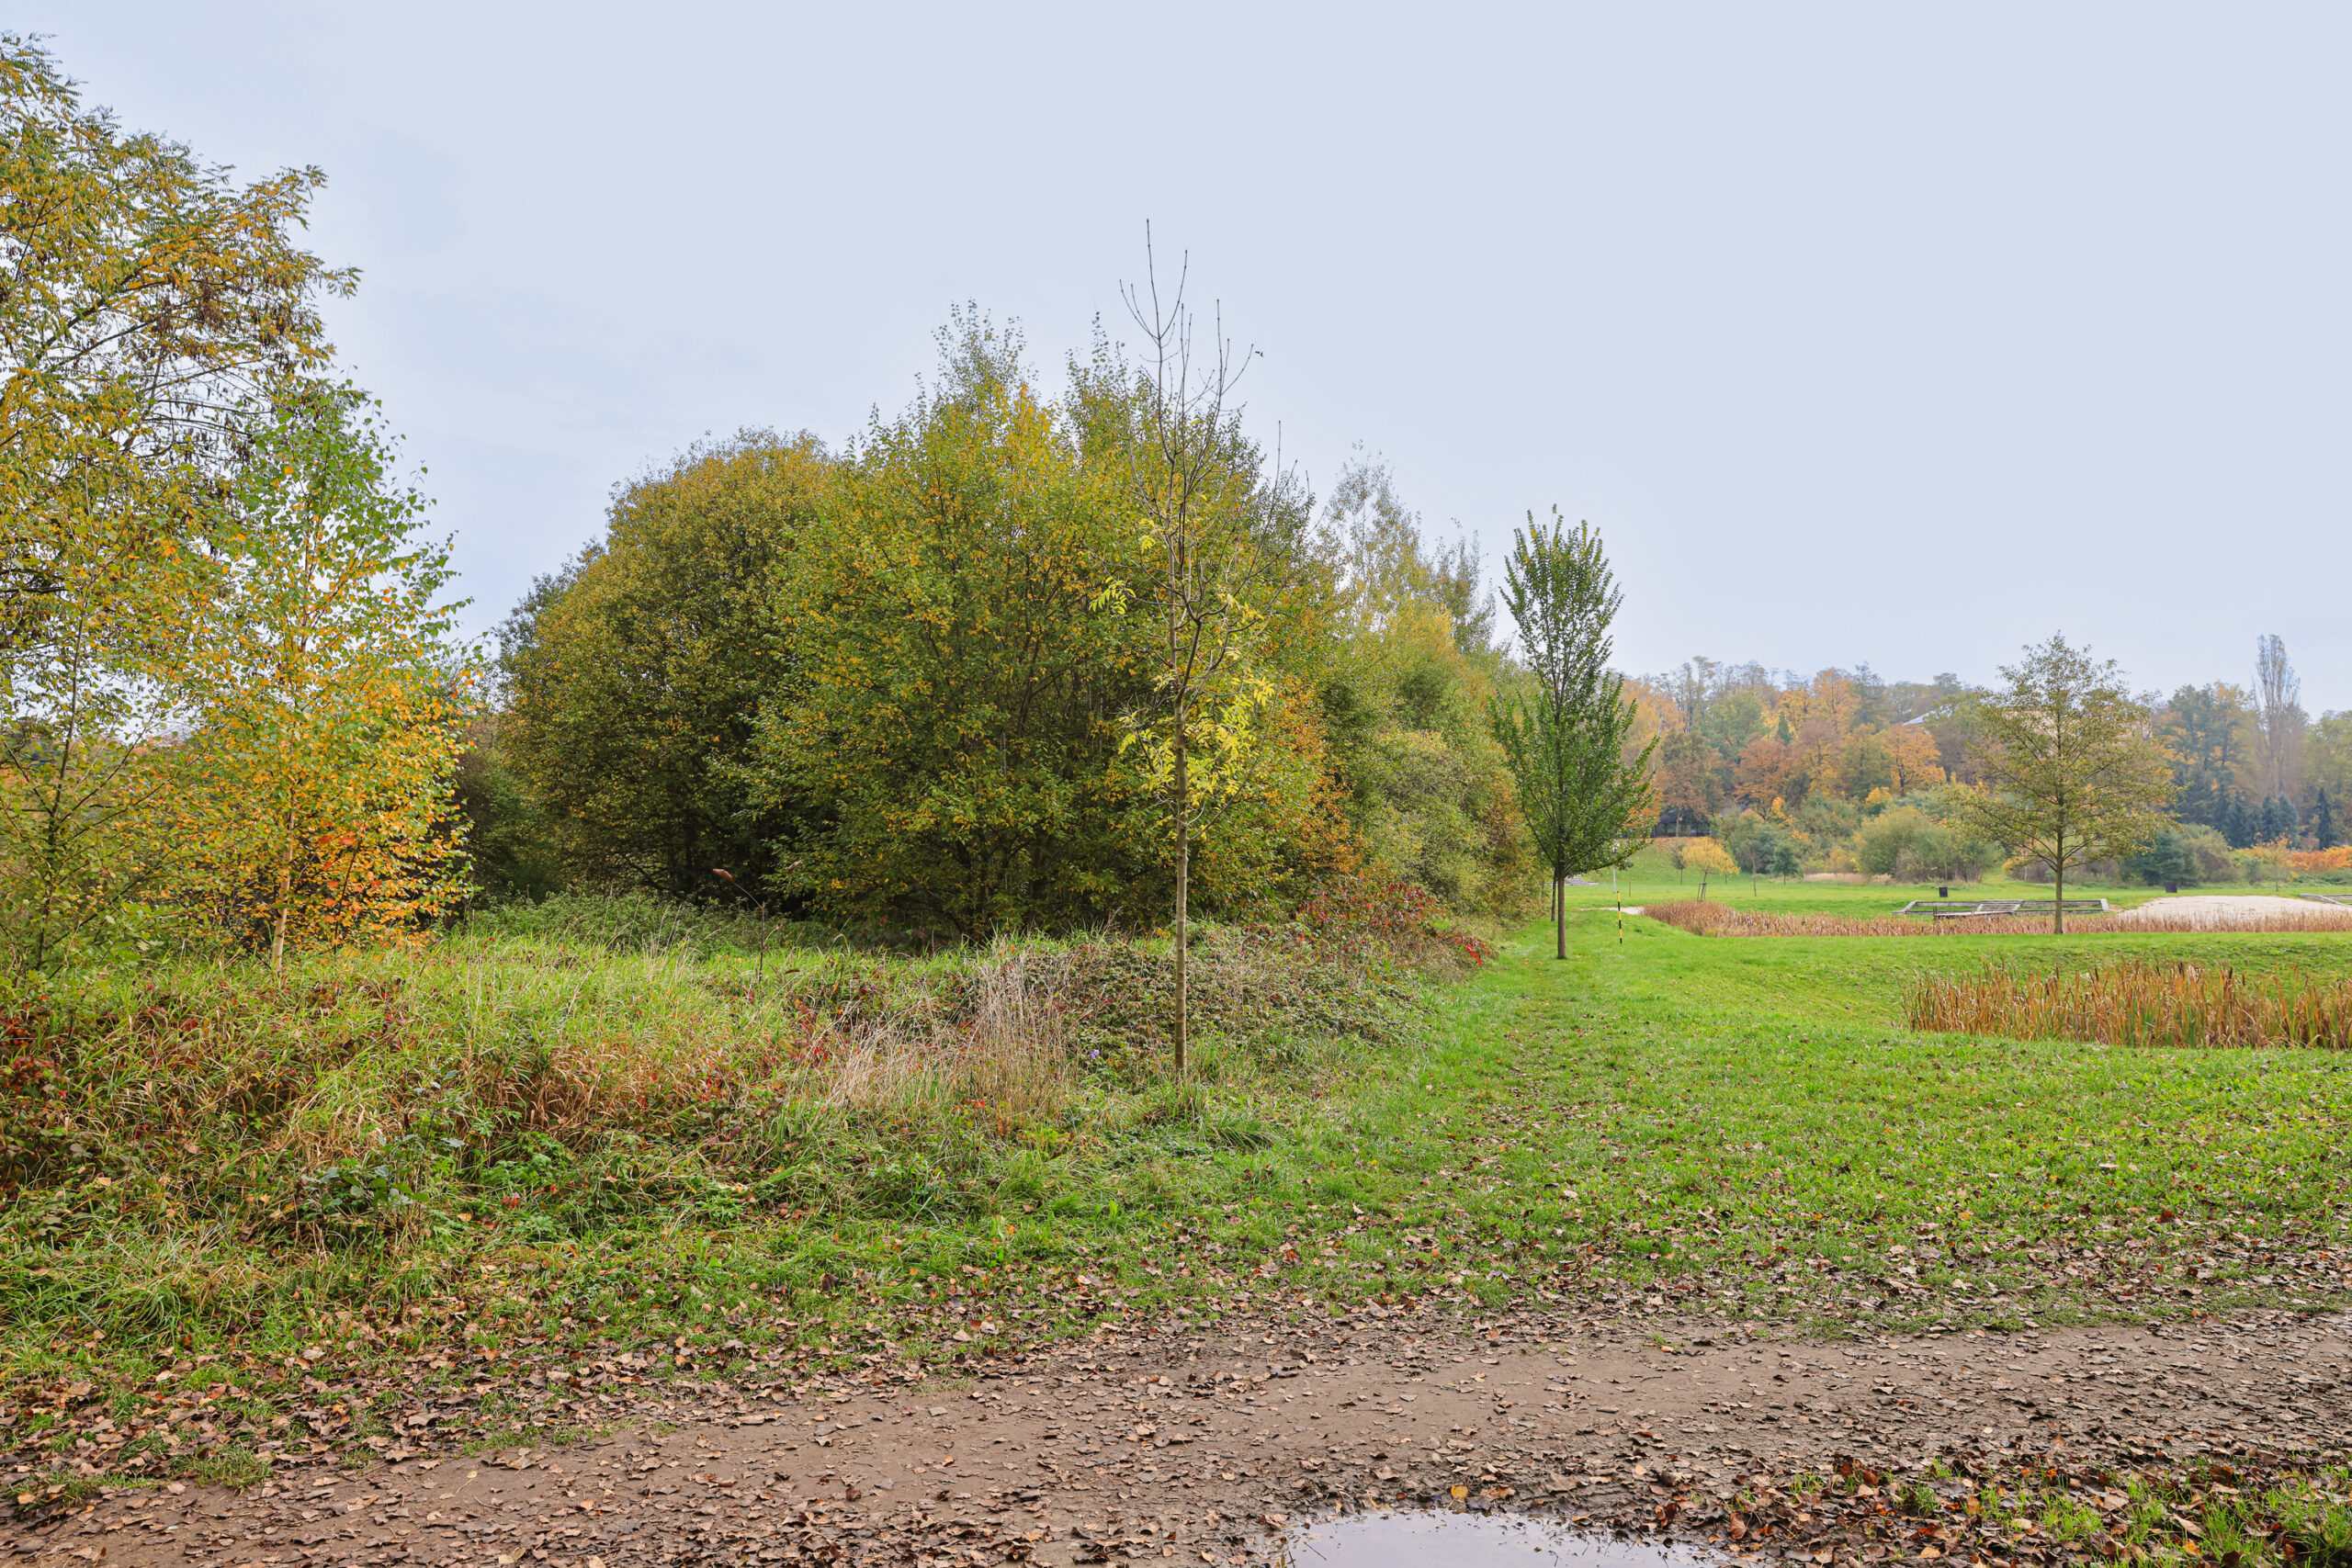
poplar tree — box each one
[1489,510,1654,960]
[1954,634,2174,933]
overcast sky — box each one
[24,3,2350,709]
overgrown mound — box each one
[0,884,1477,1262]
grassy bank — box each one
[6,886,2349,1490]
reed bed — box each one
[1644,899,2352,939]
[1906,960,2352,1049]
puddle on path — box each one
[1276,1509,1720,1568]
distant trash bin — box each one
[1938,886,1950,898]
[2165,881,2179,894]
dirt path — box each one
[17,1305,2346,1567]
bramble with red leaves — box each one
[1287,875,1493,973]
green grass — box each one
[6,885,2349,1487]
[1574,867,2251,915]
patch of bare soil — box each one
[16,1303,2346,1568]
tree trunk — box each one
[1173,727,1189,1078]
[1555,866,1566,960]
[2052,856,2064,936]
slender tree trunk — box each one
[1173,725,1189,1078]
[2052,851,2064,935]
[1555,865,1566,960]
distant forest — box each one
[1627,637,2345,885]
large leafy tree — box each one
[0,36,352,969]
[1317,454,1527,913]
[1490,511,1654,960]
[502,431,825,902]
[2159,682,2253,829]
[750,322,1154,934]
[749,317,1335,947]
[1954,634,2175,933]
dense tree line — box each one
[10,32,2343,984]
[477,321,1540,936]
[1630,635,2348,887]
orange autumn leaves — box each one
[163,390,468,970]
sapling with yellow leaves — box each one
[164,386,468,968]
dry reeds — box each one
[1906,961,2352,1049]
[1644,900,2352,939]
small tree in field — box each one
[1096,235,1306,1076]
[166,388,468,969]
[1954,634,2174,933]
[1490,511,1653,959]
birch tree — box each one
[167,388,467,968]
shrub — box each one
[2180,824,2239,884]
[1286,875,1494,974]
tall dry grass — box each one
[1644,899,2352,939]
[1907,961,2352,1049]
[5,935,1088,1194]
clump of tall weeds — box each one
[0,894,1450,1247]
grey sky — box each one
[25,2,2349,708]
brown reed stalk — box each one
[1905,960,2352,1049]
[1643,900,2352,939]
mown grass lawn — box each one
[1382,901,2352,1334]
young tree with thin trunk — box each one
[1954,634,2174,934]
[1097,234,1306,1077]
[1489,511,1654,959]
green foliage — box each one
[162,386,468,969]
[2160,683,2254,830]
[744,320,1336,936]
[450,721,565,903]
[503,431,824,904]
[0,36,360,973]
[1720,812,1802,876]
[749,325,1151,932]
[1857,806,1992,882]
[1317,457,1528,915]
[1953,635,2177,931]
[2120,827,2196,886]
[1492,511,1654,951]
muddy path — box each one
[15,1305,2346,1567]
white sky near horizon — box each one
[24,3,2351,711]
